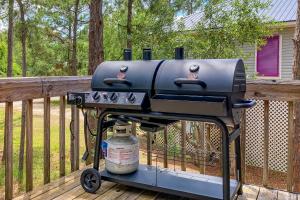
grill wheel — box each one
[80,168,101,193]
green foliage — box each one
[0,0,276,76]
[104,0,179,60]
[0,33,22,76]
[176,0,276,59]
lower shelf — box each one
[100,164,239,200]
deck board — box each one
[257,187,278,200]
[277,190,297,200]
[73,181,117,200]
[135,191,159,200]
[237,185,260,200]
[99,185,131,200]
[32,178,81,200]
[13,168,298,200]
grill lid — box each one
[91,60,163,94]
[154,59,246,96]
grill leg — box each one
[221,126,230,200]
[93,113,107,170]
[235,135,243,195]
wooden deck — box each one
[13,168,298,200]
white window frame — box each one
[255,34,282,79]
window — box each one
[256,35,280,77]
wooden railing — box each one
[0,76,300,199]
[246,80,298,192]
[0,77,90,199]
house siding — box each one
[242,27,295,80]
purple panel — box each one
[257,36,280,77]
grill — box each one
[67,48,255,200]
[152,58,252,125]
[68,50,161,111]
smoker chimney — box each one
[175,47,184,60]
[123,48,132,61]
[143,48,152,60]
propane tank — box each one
[104,121,139,174]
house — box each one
[178,0,297,80]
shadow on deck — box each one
[13,168,298,200]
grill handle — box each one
[104,78,132,86]
[232,99,256,109]
[174,78,207,88]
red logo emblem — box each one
[117,72,126,79]
[187,73,198,80]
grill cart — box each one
[67,48,256,200]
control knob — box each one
[102,92,108,101]
[75,96,83,106]
[92,92,100,101]
[127,92,136,103]
[110,92,118,102]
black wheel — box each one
[80,168,101,193]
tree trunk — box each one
[70,0,80,76]
[67,10,72,74]
[127,0,133,49]
[86,0,104,165]
[70,0,80,171]
[7,0,14,77]
[88,0,104,75]
[16,0,27,182]
[187,0,193,15]
[127,0,136,134]
[292,0,300,192]
[3,0,14,163]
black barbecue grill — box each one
[67,48,255,200]
[152,58,254,125]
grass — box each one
[0,101,86,197]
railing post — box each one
[70,105,79,171]
[5,102,13,200]
[146,132,152,165]
[240,110,246,184]
[26,99,33,192]
[74,107,80,170]
[163,127,168,168]
[59,96,66,177]
[263,100,270,187]
[131,122,136,136]
[18,100,26,182]
[196,122,205,174]
[287,101,295,192]
[181,121,186,171]
[44,97,51,184]
[293,101,300,192]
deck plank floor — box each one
[14,169,299,200]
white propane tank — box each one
[104,121,139,174]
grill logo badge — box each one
[188,64,199,80]
[117,65,128,79]
[120,65,128,72]
[189,64,199,72]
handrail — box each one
[246,79,300,100]
[0,77,300,101]
[0,76,91,102]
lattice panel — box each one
[137,99,289,173]
[245,100,264,168]
[138,122,221,165]
[209,124,222,154]
[245,100,288,172]
[269,101,288,172]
